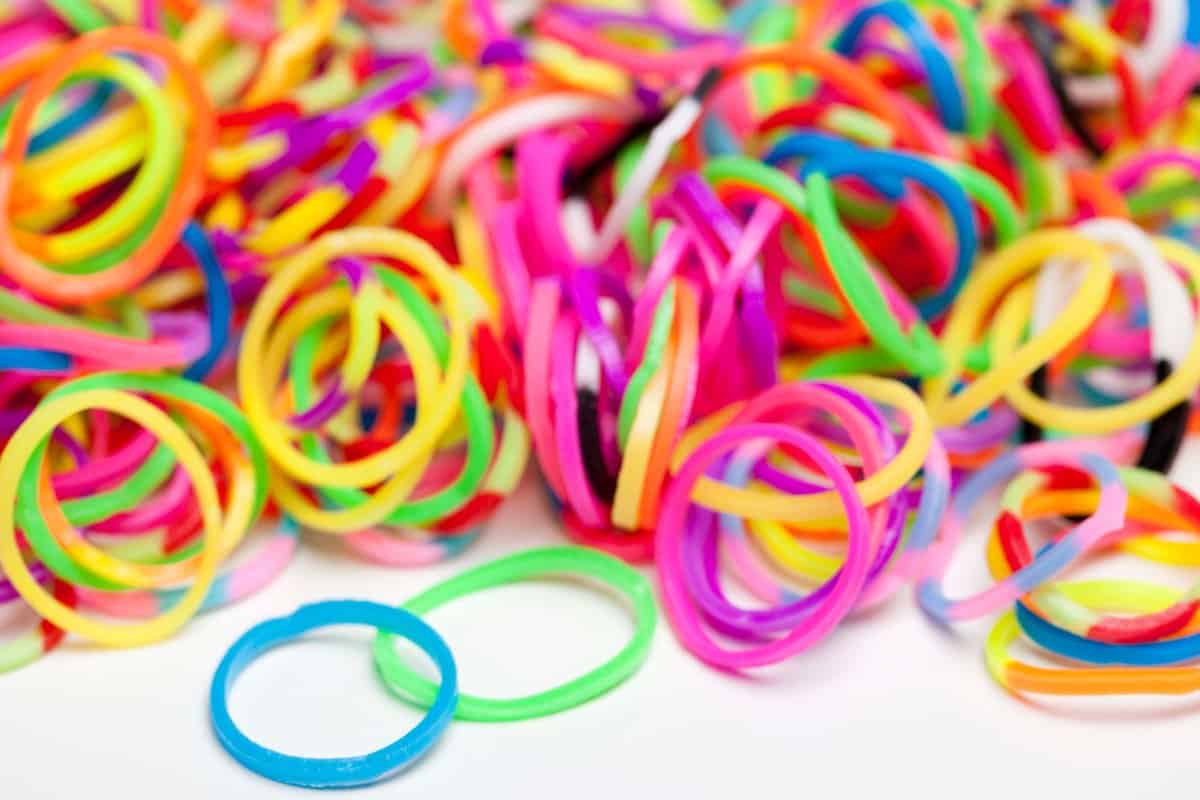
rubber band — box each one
[374,546,656,721]
[0,27,214,304]
[0,388,224,646]
[917,439,1128,623]
[211,599,457,789]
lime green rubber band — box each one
[31,58,180,265]
[45,0,109,32]
[374,546,657,722]
[994,108,1048,228]
[937,160,1025,244]
[1128,180,1200,217]
[16,374,268,591]
[806,171,943,376]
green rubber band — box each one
[1127,179,1200,217]
[915,0,995,139]
[783,275,844,317]
[806,171,943,376]
[44,0,109,32]
[937,160,1025,244]
[53,194,168,275]
[16,373,268,590]
[18,440,179,590]
[0,288,130,335]
[60,443,177,527]
[32,58,181,265]
[374,546,657,722]
[702,156,808,215]
[994,107,1048,228]
[802,346,905,378]
[746,4,796,116]
[821,106,895,148]
[618,282,675,447]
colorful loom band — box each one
[0,27,214,304]
[924,229,1115,428]
[0,388,224,646]
[657,422,871,668]
[674,375,931,522]
[834,0,967,133]
[988,581,1200,695]
[77,516,298,617]
[1024,219,1194,471]
[286,267,496,532]
[917,439,1128,623]
[986,465,1200,645]
[996,237,1200,435]
[210,599,458,789]
[17,373,267,593]
[801,147,978,320]
[239,228,468,490]
[0,578,76,674]
[374,546,656,721]
[678,384,891,635]
[804,172,944,376]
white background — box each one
[4,454,1200,800]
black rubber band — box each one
[1014,10,1105,160]
[1136,359,1190,473]
[1021,364,1048,444]
[1022,359,1189,475]
[577,389,617,504]
[562,112,666,197]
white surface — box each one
[5,458,1200,800]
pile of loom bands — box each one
[8,1,1200,784]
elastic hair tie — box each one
[986,465,1200,654]
[804,172,944,376]
[987,582,1200,696]
[677,383,893,635]
[239,229,471,531]
[924,229,1114,428]
[674,375,931,522]
[800,147,978,320]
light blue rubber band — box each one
[210,600,458,789]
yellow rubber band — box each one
[0,390,223,647]
[994,237,1200,433]
[923,229,1114,427]
[671,375,932,522]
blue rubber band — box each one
[1015,599,1200,667]
[800,148,978,320]
[182,222,232,381]
[0,348,72,372]
[210,600,458,789]
[1187,0,1200,45]
[834,0,967,132]
[765,132,905,199]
